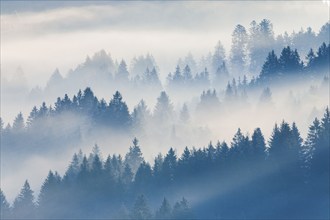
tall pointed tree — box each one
[12,180,36,219]
[107,91,131,128]
[0,190,11,219]
[131,195,152,219]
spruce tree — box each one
[12,180,36,219]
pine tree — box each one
[38,171,62,218]
[251,128,266,161]
[122,164,133,185]
[172,65,183,85]
[259,50,279,82]
[182,65,193,85]
[152,154,164,187]
[131,195,152,219]
[309,109,330,194]
[179,104,190,124]
[132,100,151,133]
[27,106,38,127]
[0,189,11,219]
[63,153,81,183]
[12,112,25,132]
[214,61,229,87]
[212,41,226,74]
[259,87,272,104]
[278,46,303,74]
[116,60,129,83]
[306,48,316,72]
[162,148,177,184]
[108,91,131,128]
[12,180,36,219]
[172,197,193,219]
[248,19,275,73]
[125,138,144,174]
[156,197,172,219]
[80,87,98,115]
[134,162,153,194]
[153,91,174,124]
[230,24,248,75]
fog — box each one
[0,1,329,218]
[1,1,328,87]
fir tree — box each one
[12,180,36,219]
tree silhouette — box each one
[131,195,152,219]
[12,180,36,219]
[0,190,11,219]
[156,197,172,219]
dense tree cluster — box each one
[39,20,329,98]
[259,42,329,82]
[2,88,196,156]
[167,65,210,91]
[1,108,329,219]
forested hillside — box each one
[1,108,329,219]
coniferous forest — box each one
[1,3,330,219]
[1,109,329,219]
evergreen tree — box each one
[12,180,36,219]
[182,65,193,85]
[214,61,229,87]
[12,112,25,132]
[313,42,330,72]
[131,195,152,219]
[278,46,303,74]
[172,65,183,85]
[80,87,98,115]
[230,24,248,75]
[125,138,144,174]
[172,197,193,219]
[194,67,210,87]
[309,109,330,203]
[38,102,49,118]
[134,162,153,194]
[38,171,62,218]
[162,148,177,184]
[198,89,221,112]
[0,189,11,219]
[0,117,4,132]
[116,60,129,83]
[248,19,275,73]
[132,100,151,133]
[306,48,316,73]
[153,91,174,124]
[108,91,131,128]
[259,87,272,104]
[317,22,330,44]
[63,153,81,183]
[147,67,162,88]
[225,82,234,101]
[212,41,226,74]
[152,154,164,187]
[179,103,190,124]
[27,106,38,127]
[259,50,280,82]
[251,127,266,161]
[156,197,172,219]
[122,164,134,188]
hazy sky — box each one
[1,1,329,87]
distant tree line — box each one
[2,60,329,155]
[40,20,329,97]
[1,108,329,219]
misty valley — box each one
[1,12,329,220]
